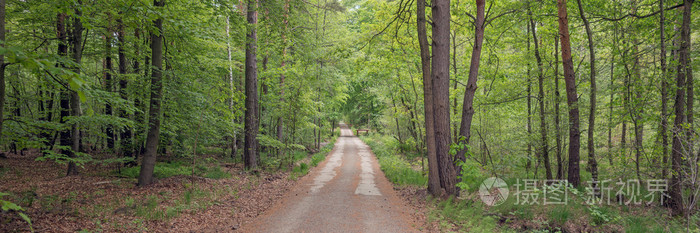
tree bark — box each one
[432,0,457,196]
[669,0,693,217]
[57,12,77,175]
[557,0,581,187]
[526,23,533,175]
[659,0,669,179]
[244,0,259,170]
[554,35,564,179]
[575,0,597,184]
[138,0,165,186]
[117,17,132,162]
[105,22,115,151]
[528,7,552,180]
[417,0,441,196]
[0,0,5,146]
[455,0,485,183]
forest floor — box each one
[0,150,299,232]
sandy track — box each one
[241,124,419,232]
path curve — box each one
[241,124,419,232]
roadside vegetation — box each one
[362,132,696,232]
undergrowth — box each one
[359,134,426,186]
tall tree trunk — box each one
[575,0,597,184]
[432,0,456,196]
[557,0,581,187]
[57,13,75,175]
[417,0,440,195]
[669,0,693,217]
[0,0,5,146]
[608,52,615,167]
[455,0,485,182]
[138,0,165,186]
[224,16,238,158]
[554,35,564,179]
[528,7,552,180]
[659,0,669,179]
[526,23,533,175]
[244,0,259,170]
[277,0,289,146]
[105,23,115,151]
[451,32,459,142]
[117,17,132,163]
[68,1,83,176]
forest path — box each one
[240,124,419,232]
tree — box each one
[659,0,669,179]
[431,0,456,196]
[556,0,580,187]
[117,17,132,162]
[528,4,551,180]
[575,0,597,184]
[416,0,440,195]
[138,0,165,186]
[244,0,260,170]
[669,0,693,217]
[455,0,485,180]
[0,0,5,147]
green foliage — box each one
[428,197,499,232]
[292,162,309,176]
[455,159,487,192]
[588,205,620,226]
[361,134,426,186]
[548,207,571,226]
[118,162,232,180]
[311,136,337,167]
[204,166,231,179]
[0,192,34,232]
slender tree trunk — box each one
[224,16,239,158]
[455,0,485,181]
[608,52,615,167]
[0,0,5,146]
[138,0,165,186]
[451,32,459,142]
[659,0,669,179]
[417,0,440,196]
[432,0,457,196]
[670,0,693,217]
[57,12,75,175]
[576,0,597,184]
[554,35,563,179]
[105,22,115,151]
[244,0,259,170]
[67,1,84,175]
[526,23,533,175]
[528,7,552,180]
[557,0,581,187]
[277,0,289,146]
[129,28,141,166]
[117,17,132,162]
[632,44,643,182]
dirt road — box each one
[241,124,419,232]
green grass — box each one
[204,166,231,179]
[360,134,427,186]
[118,161,231,180]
